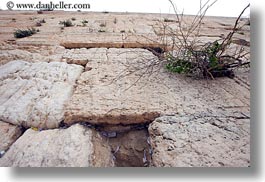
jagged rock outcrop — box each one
[0,124,114,167]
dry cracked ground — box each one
[0,10,250,167]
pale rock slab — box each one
[0,124,114,167]
[64,48,249,126]
[0,121,23,151]
[0,61,83,129]
[148,116,250,167]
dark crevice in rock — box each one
[0,124,26,159]
[83,122,152,167]
[232,39,250,47]
[61,42,164,49]
[58,120,153,167]
[96,123,152,167]
[107,128,151,167]
[61,43,165,55]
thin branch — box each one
[218,3,250,57]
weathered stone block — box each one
[148,116,250,167]
[0,124,114,167]
[0,61,83,129]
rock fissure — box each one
[0,120,153,167]
[71,121,153,167]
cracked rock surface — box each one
[149,115,250,167]
[64,48,163,125]
[0,60,83,129]
[0,121,23,151]
[0,124,114,167]
[64,48,250,126]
